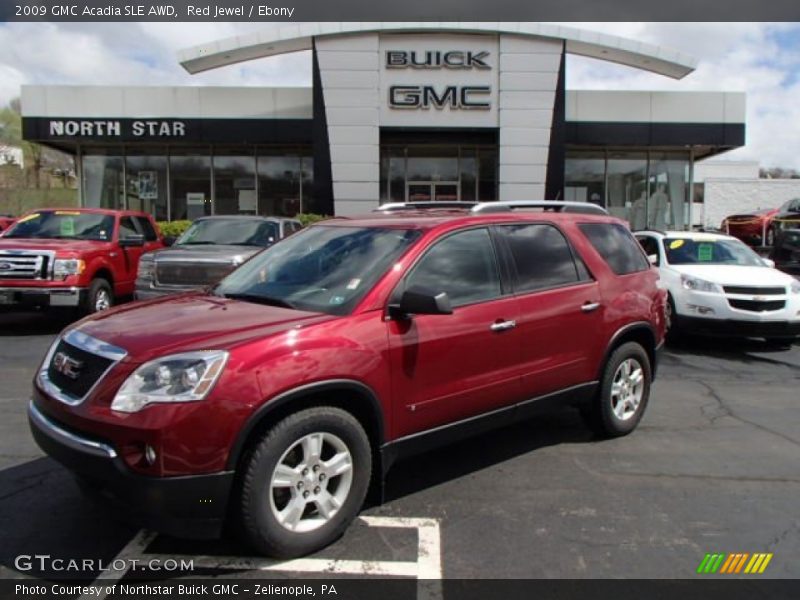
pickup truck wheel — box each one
[582,342,651,438]
[239,407,371,558]
[84,278,113,314]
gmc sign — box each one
[389,85,491,110]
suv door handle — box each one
[490,320,517,332]
[581,302,601,313]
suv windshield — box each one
[177,219,280,247]
[214,225,422,315]
[4,211,114,241]
[664,237,764,267]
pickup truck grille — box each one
[0,252,51,279]
[156,262,234,287]
[46,338,113,400]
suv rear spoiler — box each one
[374,200,608,216]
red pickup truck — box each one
[0,208,164,313]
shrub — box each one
[296,213,330,227]
[156,220,192,238]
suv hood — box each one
[74,293,336,362]
[670,264,796,287]
[0,238,107,253]
[150,244,263,264]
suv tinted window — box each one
[406,228,501,307]
[134,216,158,241]
[499,224,585,292]
[580,223,649,275]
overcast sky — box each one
[1,22,798,168]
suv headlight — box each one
[111,351,228,413]
[137,255,155,281]
[681,274,721,293]
[791,280,800,294]
[53,258,85,279]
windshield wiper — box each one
[221,292,295,309]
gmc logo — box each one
[386,50,491,70]
[53,352,83,380]
[389,85,491,110]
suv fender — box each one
[226,379,386,474]
[598,322,660,381]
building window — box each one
[82,149,124,209]
[565,150,605,206]
[648,152,689,231]
[125,150,167,220]
[170,150,211,221]
[214,151,257,216]
[257,151,302,217]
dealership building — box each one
[21,23,746,230]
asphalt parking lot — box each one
[1,309,799,583]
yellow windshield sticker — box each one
[669,239,685,250]
[17,213,40,223]
[54,211,81,216]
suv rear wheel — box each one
[239,406,372,558]
[582,341,651,438]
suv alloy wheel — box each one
[238,407,372,558]
[582,341,652,437]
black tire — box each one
[82,278,114,315]
[582,342,652,438]
[238,406,372,558]
[665,294,682,343]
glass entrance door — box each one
[406,182,460,202]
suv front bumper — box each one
[28,400,233,539]
[0,286,86,308]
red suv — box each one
[0,208,163,313]
[29,203,665,558]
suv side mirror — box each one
[389,286,453,319]
[119,234,145,248]
[647,254,658,265]
[762,257,776,268]
[163,235,176,247]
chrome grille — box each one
[0,251,51,279]
[156,261,234,287]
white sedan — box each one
[635,230,800,341]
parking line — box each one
[84,516,442,599]
[79,530,157,600]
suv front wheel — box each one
[582,341,652,438]
[239,406,372,558]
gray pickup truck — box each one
[135,215,302,299]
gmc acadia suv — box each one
[29,202,665,558]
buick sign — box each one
[386,50,491,70]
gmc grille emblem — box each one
[53,352,83,380]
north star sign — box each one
[386,49,492,110]
[48,120,187,137]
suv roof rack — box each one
[373,200,608,216]
[374,201,477,212]
[471,200,608,215]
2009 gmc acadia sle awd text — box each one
[28,205,665,558]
